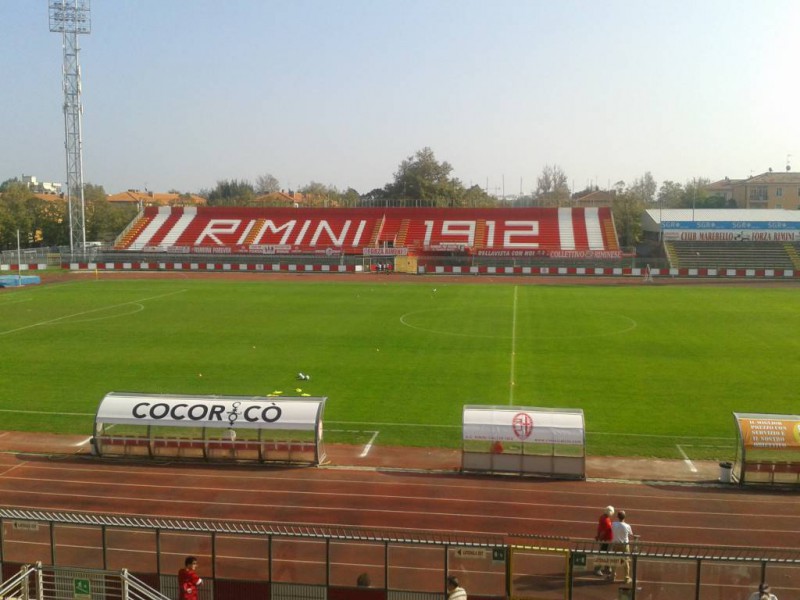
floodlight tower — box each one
[49,0,91,254]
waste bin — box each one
[618,585,632,600]
[719,461,733,483]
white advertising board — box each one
[463,406,584,445]
[96,392,325,430]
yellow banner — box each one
[740,418,800,449]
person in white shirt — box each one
[748,583,778,600]
[446,575,467,600]
[610,510,633,583]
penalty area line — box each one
[676,444,697,473]
[324,428,380,458]
[360,431,379,458]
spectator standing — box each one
[446,575,467,600]
[593,505,614,577]
[178,556,203,600]
[610,510,633,583]
[749,583,778,600]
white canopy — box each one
[95,392,325,430]
[463,405,584,445]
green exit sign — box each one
[74,578,91,600]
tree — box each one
[299,182,340,207]
[0,177,21,193]
[682,177,711,210]
[384,147,460,207]
[612,190,645,248]
[83,183,108,241]
[27,195,68,246]
[0,182,34,249]
[83,184,138,242]
[629,172,657,205]
[340,187,360,208]
[533,165,570,207]
[462,184,496,208]
[360,187,388,207]
[657,181,684,208]
[255,173,280,195]
[206,179,256,206]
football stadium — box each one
[2,204,800,600]
[2,3,799,598]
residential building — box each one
[107,189,206,207]
[573,189,615,207]
[254,190,307,207]
[22,175,62,195]
[708,171,800,210]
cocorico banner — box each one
[95,392,326,430]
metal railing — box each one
[0,563,35,600]
[2,508,800,600]
[0,563,167,600]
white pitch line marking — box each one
[360,431,379,457]
[509,285,518,405]
[0,289,187,336]
[676,444,698,473]
[0,461,29,478]
[0,409,93,416]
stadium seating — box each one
[666,241,796,269]
[115,206,620,256]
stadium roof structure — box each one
[643,208,800,232]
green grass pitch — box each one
[1,276,798,460]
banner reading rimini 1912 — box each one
[739,417,800,449]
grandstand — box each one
[114,206,620,258]
[644,209,800,272]
[13,205,792,278]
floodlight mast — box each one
[49,0,91,256]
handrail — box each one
[0,564,37,600]
[507,532,800,563]
[0,507,503,548]
[121,570,172,600]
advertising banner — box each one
[463,407,584,445]
[662,221,800,231]
[663,230,800,242]
[96,392,325,430]
[474,249,623,258]
[739,417,800,449]
[363,247,408,256]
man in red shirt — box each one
[593,505,614,577]
[178,556,203,600]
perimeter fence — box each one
[1,509,799,600]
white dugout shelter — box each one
[91,392,326,465]
[461,405,585,479]
[732,412,800,485]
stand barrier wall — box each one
[732,412,800,485]
[91,392,326,465]
[2,512,800,600]
[461,406,585,479]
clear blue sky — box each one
[2,0,798,196]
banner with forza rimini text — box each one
[462,407,584,445]
[739,417,800,449]
[95,392,325,430]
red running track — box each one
[0,446,798,550]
